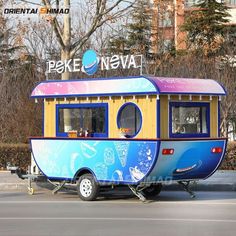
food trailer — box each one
[29,76,227,201]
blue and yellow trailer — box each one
[30,76,227,200]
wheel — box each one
[142,183,162,197]
[76,174,99,201]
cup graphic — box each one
[129,166,145,181]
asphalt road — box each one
[0,190,236,236]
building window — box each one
[159,11,173,27]
[170,102,210,138]
[57,104,108,137]
[225,0,236,5]
[185,0,204,7]
[117,103,142,138]
[160,39,173,53]
[184,0,234,7]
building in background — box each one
[152,0,236,54]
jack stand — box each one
[51,181,66,195]
[27,167,33,195]
[178,181,196,198]
[128,185,146,202]
[8,165,36,195]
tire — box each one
[76,174,99,201]
[142,183,162,197]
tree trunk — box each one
[61,0,72,132]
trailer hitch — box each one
[7,164,37,195]
[8,167,27,180]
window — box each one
[225,0,236,5]
[117,103,142,138]
[57,104,108,137]
[185,0,228,7]
[185,0,204,7]
[159,11,173,27]
[160,39,173,53]
[170,102,210,138]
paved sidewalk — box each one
[0,171,28,191]
[0,170,235,192]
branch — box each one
[17,0,42,6]
[102,0,123,16]
[96,0,102,15]
[52,18,65,48]
[70,0,134,58]
[56,0,59,8]
[41,0,65,48]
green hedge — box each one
[0,143,31,171]
[0,142,235,171]
[220,141,236,170]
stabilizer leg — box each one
[51,181,66,195]
[128,185,146,202]
[178,181,196,198]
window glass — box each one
[117,103,142,137]
[185,0,204,7]
[58,106,106,136]
[227,0,236,5]
[159,11,173,27]
[171,104,208,136]
[160,39,173,53]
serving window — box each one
[169,102,210,138]
[117,103,142,138]
[56,103,108,137]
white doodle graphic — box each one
[94,163,108,180]
[129,166,145,181]
[80,142,97,159]
[70,152,81,173]
[114,141,130,167]
[104,148,115,166]
[112,170,123,181]
[137,144,153,173]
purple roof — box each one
[150,77,226,95]
[31,76,226,98]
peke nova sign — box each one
[47,50,142,75]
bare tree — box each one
[38,0,133,79]
[14,0,134,131]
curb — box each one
[0,183,28,191]
[0,181,53,192]
[1,171,236,192]
[162,183,236,192]
[1,182,235,192]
